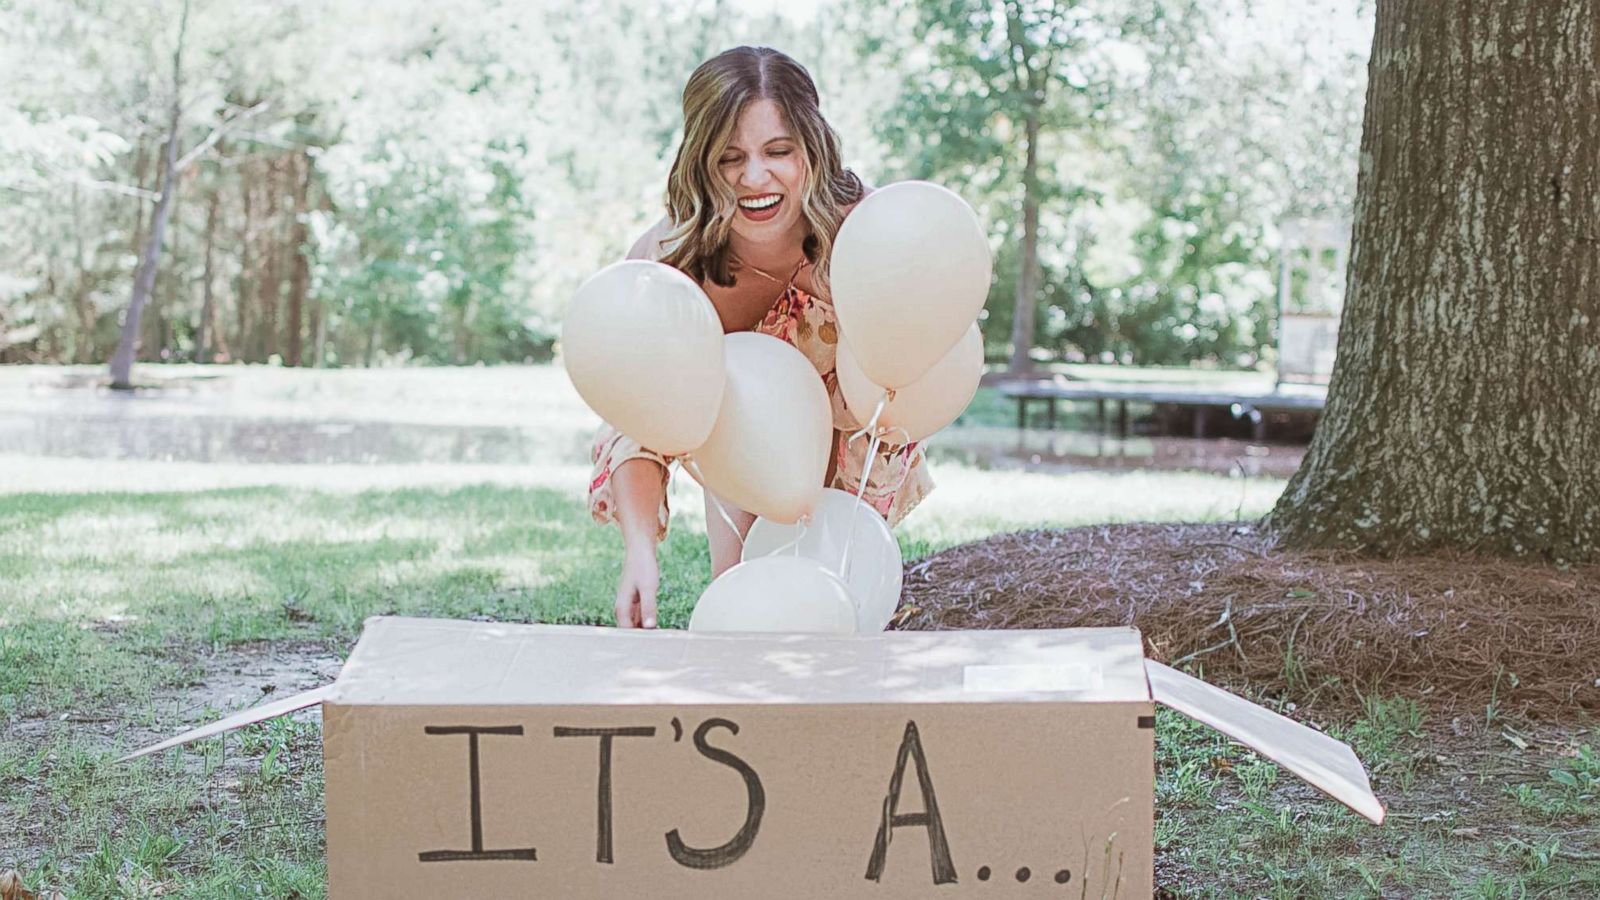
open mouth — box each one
[737,193,784,221]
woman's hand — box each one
[615,540,660,628]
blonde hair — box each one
[658,46,864,298]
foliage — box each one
[1,0,1370,369]
[862,0,1370,366]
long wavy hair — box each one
[658,46,865,298]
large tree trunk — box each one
[1007,100,1042,374]
[1268,0,1599,563]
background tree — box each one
[865,0,1150,372]
[1267,0,1599,562]
[2,0,1373,373]
[861,0,1370,370]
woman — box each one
[588,46,933,628]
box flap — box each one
[121,618,1153,762]
[1145,660,1385,824]
[119,685,333,762]
[334,616,1151,706]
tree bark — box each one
[1267,0,1599,563]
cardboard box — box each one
[128,616,1384,898]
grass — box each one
[1,363,1595,898]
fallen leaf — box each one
[889,605,921,628]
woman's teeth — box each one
[739,195,782,210]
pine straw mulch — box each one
[896,523,1600,717]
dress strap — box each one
[738,254,809,289]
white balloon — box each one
[689,555,858,634]
[563,261,724,455]
[691,332,832,524]
[838,323,983,445]
[742,488,904,633]
[831,181,991,388]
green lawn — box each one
[1,364,1594,898]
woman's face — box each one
[719,98,806,246]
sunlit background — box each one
[0,0,1372,370]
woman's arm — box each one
[607,215,676,627]
[611,457,666,628]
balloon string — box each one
[769,517,808,559]
[680,456,745,551]
[839,390,890,579]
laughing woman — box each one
[588,46,932,628]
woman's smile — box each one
[738,193,784,222]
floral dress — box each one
[588,259,934,541]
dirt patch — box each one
[897,523,1600,716]
[151,639,345,727]
[6,639,343,756]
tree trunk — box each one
[71,185,97,364]
[1008,99,1042,374]
[452,298,472,365]
[309,289,325,367]
[1267,0,1599,563]
[110,0,190,388]
[145,166,181,362]
[110,94,182,387]
[237,163,255,360]
[259,156,282,362]
[285,150,313,367]
[364,315,379,367]
[111,124,176,387]
[130,138,150,266]
[197,183,219,363]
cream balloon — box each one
[830,181,991,388]
[838,323,983,445]
[562,260,724,455]
[688,555,858,634]
[691,332,832,524]
[741,488,904,633]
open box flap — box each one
[1146,660,1386,824]
[121,618,1150,760]
[119,684,333,762]
[329,616,1153,706]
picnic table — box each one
[997,378,1326,440]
